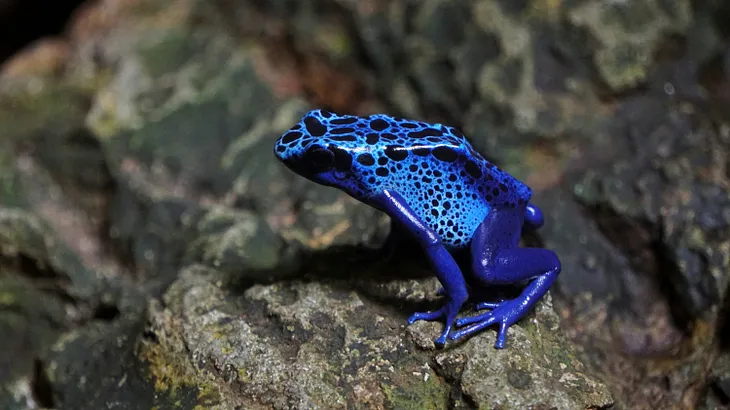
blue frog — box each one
[273,109,561,348]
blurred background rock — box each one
[0,0,728,409]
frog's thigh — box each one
[470,206,554,285]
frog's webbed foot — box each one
[453,300,503,327]
[451,300,518,348]
[451,249,561,348]
[452,263,560,348]
[451,309,510,348]
[408,296,464,346]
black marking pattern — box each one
[273,109,532,248]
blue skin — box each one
[273,109,561,348]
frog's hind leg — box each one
[450,206,561,348]
[368,189,469,347]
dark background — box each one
[0,0,87,64]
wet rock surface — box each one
[1,0,729,409]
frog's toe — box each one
[475,301,501,310]
[434,332,448,347]
[449,313,498,342]
[450,302,520,348]
[455,311,490,327]
[408,310,444,324]
[408,306,458,347]
[408,291,466,346]
[456,299,505,326]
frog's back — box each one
[276,110,532,248]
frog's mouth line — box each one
[279,152,355,187]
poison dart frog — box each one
[273,109,561,349]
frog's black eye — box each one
[303,146,334,172]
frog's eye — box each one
[303,146,334,172]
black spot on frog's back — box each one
[330,116,358,125]
[408,128,443,139]
[356,153,375,166]
[432,146,458,162]
[305,116,327,136]
[369,118,390,131]
[384,145,408,161]
[330,135,358,142]
[281,131,303,144]
[330,127,356,135]
[413,147,431,156]
[465,160,482,179]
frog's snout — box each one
[274,136,336,178]
[274,124,317,162]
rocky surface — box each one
[1,0,729,409]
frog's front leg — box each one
[369,189,468,346]
[449,206,561,349]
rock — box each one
[0,198,146,409]
[41,314,156,409]
[435,297,612,409]
[144,264,613,409]
[545,94,728,407]
[573,95,729,324]
[568,1,692,92]
[702,351,730,409]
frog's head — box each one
[274,109,364,194]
